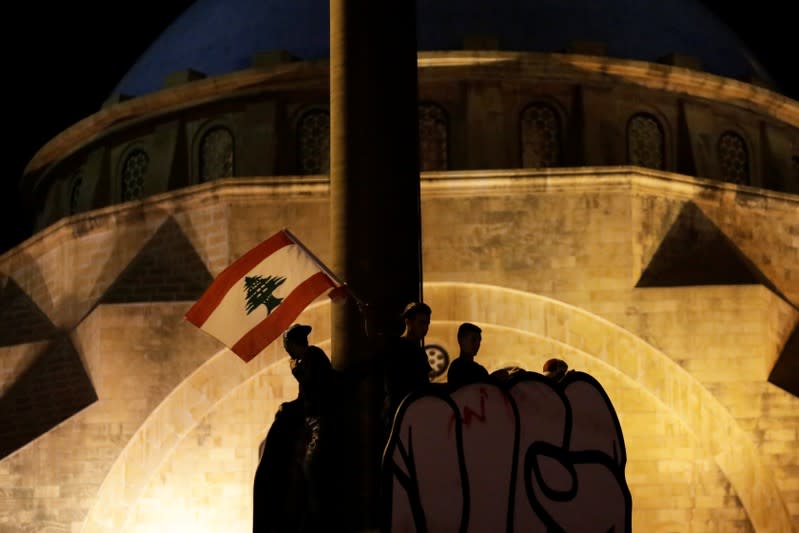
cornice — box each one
[5,168,796,264]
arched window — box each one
[69,174,83,215]
[297,109,330,174]
[418,103,449,171]
[520,103,562,168]
[717,131,749,185]
[199,126,234,182]
[627,113,665,170]
[121,149,149,201]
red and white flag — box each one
[185,229,345,362]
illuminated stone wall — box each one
[1,169,797,532]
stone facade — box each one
[1,167,797,532]
[2,51,798,532]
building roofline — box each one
[22,51,799,186]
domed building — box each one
[1,0,797,531]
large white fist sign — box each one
[382,372,632,533]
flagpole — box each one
[282,228,367,307]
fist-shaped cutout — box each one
[382,372,631,532]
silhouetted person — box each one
[543,358,571,382]
[382,302,433,436]
[447,322,489,389]
[252,337,306,532]
[253,324,336,533]
[284,324,338,531]
[283,324,334,418]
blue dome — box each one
[114,0,773,97]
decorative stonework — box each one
[121,150,149,201]
[627,113,664,170]
[718,131,749,185]
[297,110,330,174]
[23,54,799,232]
[23,53,799,183]
[419,103,449,171]
[200,127,234,182]
[520,103,561,168]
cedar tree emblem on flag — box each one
[244,275,286,315]
[185,229,346,362]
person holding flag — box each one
[185,229,354,532]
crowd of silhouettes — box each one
[253,300,575,532]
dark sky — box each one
[2,1,797,255]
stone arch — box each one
[82,283,791,532]
[81,301,331,532]
[424,282,789,532]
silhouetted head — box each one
[543,358,569,381]
[401,302,431,341]
[457,322,482,358]
[283,323,311,358]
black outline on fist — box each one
[382,371,632,532]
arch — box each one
[82,283,791,532]
[626,112,665,170]
[82,301,332,533]
[717,130,750,185]
[197,125,234,182]
[296,108,330,175]
[418,102,449,171]
[119,148,149,202]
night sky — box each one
[3,1,797,255]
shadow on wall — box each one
[636,201,778,290]
[0,277,58,347]
[769,325,799,397]
[0,335,97,459]
[99,216,214,305]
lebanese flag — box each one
[185,229,344,362]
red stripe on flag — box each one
[231,271,337,362]
[185,230,293,327]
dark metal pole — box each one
[329,0,421,529]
